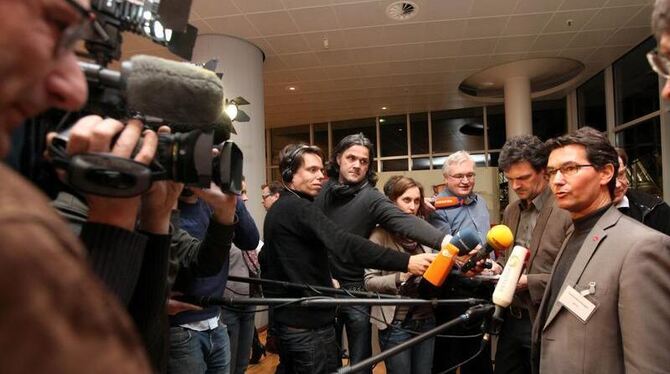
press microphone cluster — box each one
[491,245,530,325]
[422,228,481,288]
[460,224,514,273]
[79,55,224,125]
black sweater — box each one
[314,180,444,284]
[262,190,411,329]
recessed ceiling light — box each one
[381,106,388,110]
[286,86,298,91]
[379,118,386,123]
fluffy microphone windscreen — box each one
[126,55,224,126]
[487,224,514,252]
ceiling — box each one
[122,0,655,128]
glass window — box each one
[270,125,310,165]
[486,105,506,150]
[577,71,606,131]
[381,159,408,172]
[313,123,329,158]
[489,152,500,168]
[613,37,659,125]
[431,107,485,153]
[532,99,567,141]
[412,157,431,170]
[331,118,376,153]
[410,112,429,155]
[379,115,408,157]
[615,117,663,196]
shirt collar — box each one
[520,185,550,211]
[615,195,630,209]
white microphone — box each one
[491,245,529,321]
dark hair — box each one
[327,133,378,186]
[545,127,619,198]
[499,135,548,172]
[262,181,284,195]
[383,176,428,218]
[615,147,628,168]
[653,0,670,39]
[279,143,324,183]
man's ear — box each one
[599,163,615,186]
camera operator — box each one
[0,0,172,372]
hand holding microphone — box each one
[422,228,481,288]
[407,253,437,276]
[460,224,514,274]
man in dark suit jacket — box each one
[495,136,572,374]
[531,127,670,374]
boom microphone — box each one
[460,224,514,273]
[79,55,224,125]
[422,228,481,288]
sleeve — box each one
[428,209,452,235]
[80,222,148,305]
[526,273,550,306]
[192,219,236,276]
[299,203,410,272]
[369,191,445,249]
[619,234,670,372]
[233,198,260,251]
[364,229,401,294]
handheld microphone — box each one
[79,55,224,125]
[491,245,529,323]
[431,196,460,209]
[460,224,514,273]
[422,228,481,288]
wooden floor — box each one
[247,329,387,374]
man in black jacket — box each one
[314,134,447,370]
[614,148,670,236]
[262,143,436,374]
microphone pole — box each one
[228,276,403,299]
[336,304,495,374]
[180,295,490,307]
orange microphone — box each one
[432,196,461,209]
[422,228,481,287]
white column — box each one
[192,34,266,230]
[504,76,533,137]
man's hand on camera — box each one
[139,126,184,234]
[190,183,237,225]
[65,115,157,231]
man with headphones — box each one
[260,143,436,374]
[313,133,448,371]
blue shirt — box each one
[428,189,490,244]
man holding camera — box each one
[0,0,176,372]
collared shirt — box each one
[615,195,630,210]
[428,189,490,244]
[516,186,551,248]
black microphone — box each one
[79,55,224,125]
[460,224,514,273]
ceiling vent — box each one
[386,1,418,21]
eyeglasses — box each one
[261,193,273,200]
[54,0,96,57]
[647,48,670,79]
[448,173,476,181]
[546,163,594,179]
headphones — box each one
[281,144,310,183]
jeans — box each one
[276,323,339,374]
[335,305,372,373]
[221,306,256,374]
[379,318,435,374]
[167,324,231,374]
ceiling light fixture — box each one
[286,86,297,91]
[381,106,388,110]
[386,1,418,21]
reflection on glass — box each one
[615,117,663,197]
[431,107,485,153]
[489,152,500,167]
[331,118,376,151]
[532,99,566,141]
[381,159,408,172]
[380,115,408,157]
[314,123,329,159]
[577,71,606,131]
[613,37,659,125]
[270,125,310,165]
[412,157,431,170]
[410,112,429,155]
[486,105,506,150]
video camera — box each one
[44,0,245,197]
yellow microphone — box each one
[460,224,514,273]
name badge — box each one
[558,285,596,323]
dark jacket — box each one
[262,190,411,329]
[314,180,444,284]
[622,189,670,237]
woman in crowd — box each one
[364,176,435,374]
